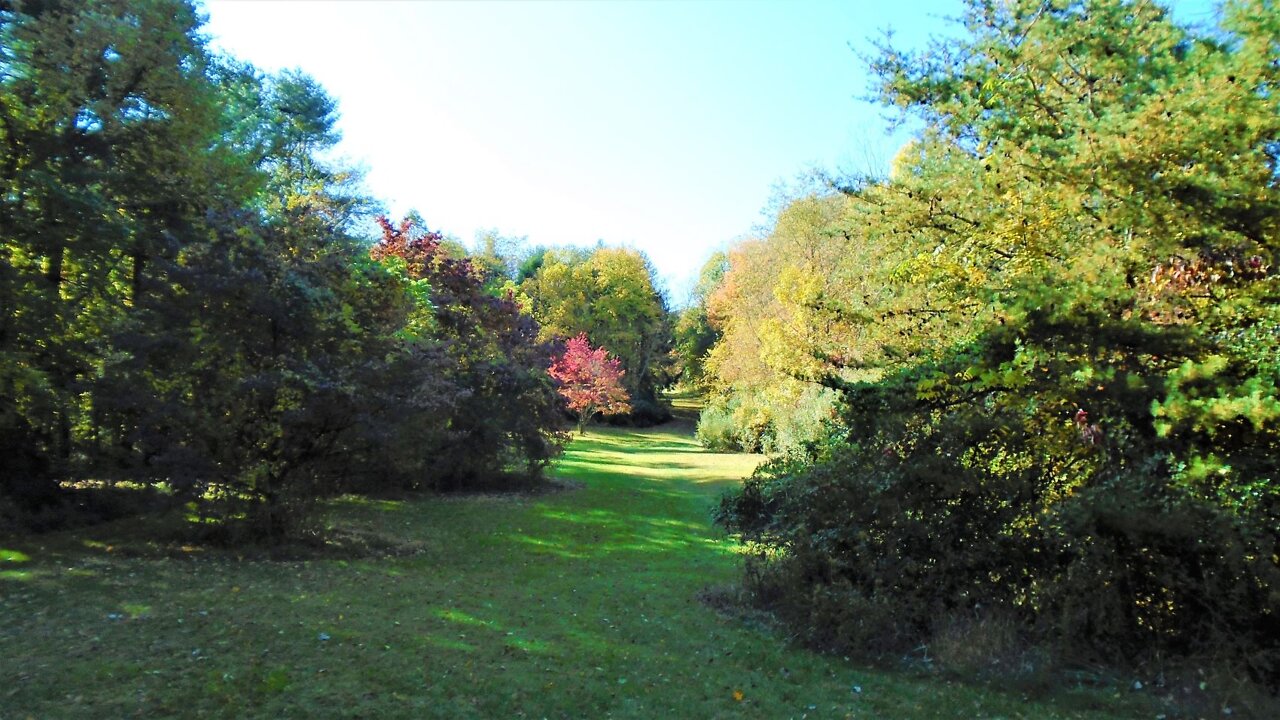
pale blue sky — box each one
[199,0,1218,300]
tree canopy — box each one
[711,0,1280,687]
[521,245,673,423]
[548,333,632,435]
[1,0,565,535]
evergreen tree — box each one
[716,0,1280,683]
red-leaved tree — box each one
[548,334,631,434]
[370,217,565,486]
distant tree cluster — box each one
[0,0,565,538]
[706,0,1280,689]
[694,199,847,455]
[520,246,674,424]
[450,235,677,427]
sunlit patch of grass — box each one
[1,548,31,563]
[183,511,233,525]
[0,422,1165,719]
[437,608,498,629]
[58,479,154,491]
[328,495,406,512]
[120,603,152,619]
[423,635,477,652]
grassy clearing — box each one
[2,423,1157,718]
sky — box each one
[199,0,1219,302]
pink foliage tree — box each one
[548,334,631,434]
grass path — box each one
[1,423,1150,718]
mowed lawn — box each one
[1,423,1153,719]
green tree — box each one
[522,245,673,422]
[212,61,379,231]
[0,0,231,509]
[0,0,564,538]
[717,0,1280,684]
[672,251,727,388]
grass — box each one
[1,422,1162,718]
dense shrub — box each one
[697,386,835,456]
[602,397,672,428]
[695,402,740,451]
[719,316,1280,685]
[370,218,567,490]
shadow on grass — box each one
[0,420,1179,719]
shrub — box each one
[718,370,1280,688]
[696,403,740,451]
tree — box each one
[0,0,232,509]
[208,59,381,237]
[0,0,567,536]
[697,195,851,453]
[672,251,728,388]
[522,246,673,422]
[371,217,565,487]
[548,334,631,435]
[715,0,1280,685]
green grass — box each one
[1,424,1158,718]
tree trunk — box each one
[46,243,65,287]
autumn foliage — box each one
[711,0,1280,692]
[549,334,632,434]
[370,217,565,487]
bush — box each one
[604,396,673,428]
[695,394,772,452]
[718,397,1280,690]
[930,611,1053,688]
[718,316,1280,690]
[696,403,740,451]
[695,386,836,456]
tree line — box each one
[0,0,672,538]
[692,0,1280,692]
